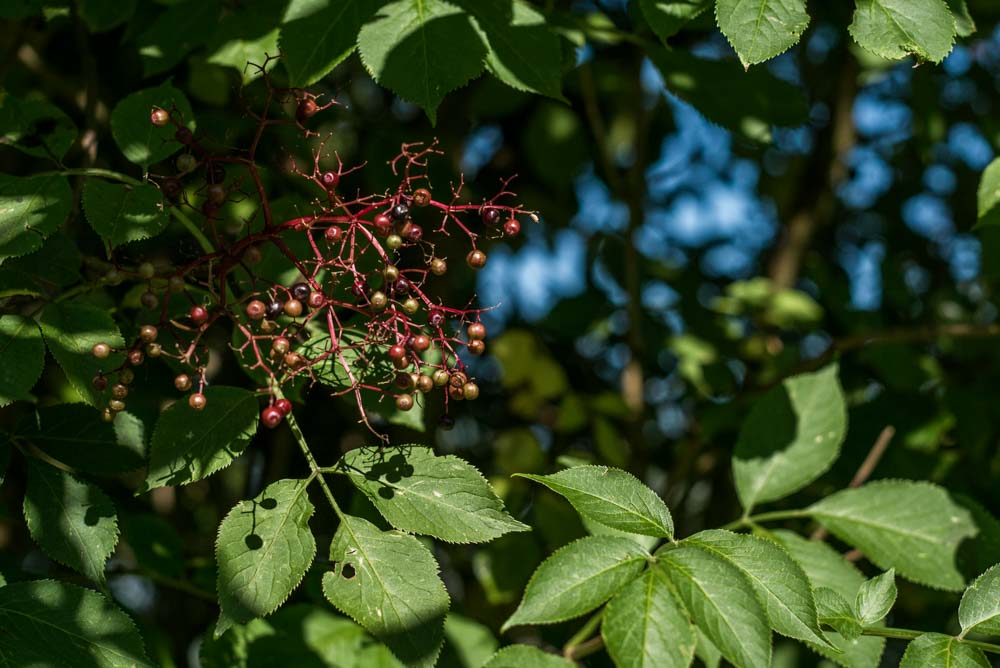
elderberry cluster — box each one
[91,61,535,436]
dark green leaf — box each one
[976,158,1000,229]
[83,179,168,247]
[110,82,196,169]
[899,633,990,668]
[639,0,712,42]
[0,94,78,159]
[946,0,975,36]
[205,3,285,83]
[136,0,221,77]
[17,403,145,473]
[481,645,574,668]
[120,513,185,579]
[0,173,72,263]
[279,0,378,87]
[79,0,136,32]
[0,314,44,405]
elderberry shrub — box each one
[88,64,535,435]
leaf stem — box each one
[563,610,604,659]
[47,167,143,186]
[275,388,343,519]
[720,509,809,531]
[854,627,1000,655]
[169,207,215,256]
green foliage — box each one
[83,179,168,247]
[280,0,378,87]
[640,0,712,42]
[0,315,44,405]
[0,94,77,159]
[899,633,991,668]
[855,570,896,626]
[977,157,1000,228]
[16,403,146,473]
[848,0,957,63]
[38,301,125,406]
[0,174,73,262]
[959,565,1000,637]
[481,644,575,668]
[109,82,195,169]
[716,0,809,68]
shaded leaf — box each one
[79,0,136,32]
[83,180,168,247]
[205,4,284,83]
[136,0,221,77]
[848,0,956,63]
[17,403,145,473]
[110,82,196,169]
[899,633,990,668]
[0,314,44,405]
[716,0,810,67]
[0,173,72,263]
[0,94,77,159]
[946,0,975,36]
[959,564,1000,638]
[443,613,499,668]
[279,0,379,87]
[639,0,712,42]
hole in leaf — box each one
[342,563,356,579]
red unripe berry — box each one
[283,299,303,317]
[429,310,445,328]
[296,98,319,123]
[284,352,304,368]
[262,406,284,429]
[412,188,432,207]
[190,305,209,325]
[388,344,407,362]
[466,250,487,269]
[411,334,431,352]
[468,339,486,355]
[308,291,325,309]
[151,108,170,127]
[450,371,468,388]
[174,374,192,391]
[404,223,423,242]
[188,392,207,410]
[373,214,392,236]
[325,226,342,242]
[320,171,339,189]
[467,322,486,340]
[273,337,291,355]
[246,300,266,320]
[275,398,293,415]
[504,218,521,236]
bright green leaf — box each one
[481,645,575,668]
[0,580,152,667]
[685,529,832,647]
[716,0,810,67]
[899,633,990,668]
[734,364,846,511]
[959,564,1000,637]
[217,478,316,624]
[815,587,861,641]
[503,536,647,630]
[143,386,259,491]
[856,570,896,626]
[0,173,72,263]
[357,0,488,124]
[657,545,771,668]
[341,445,527,543]
[0,314,44,405]
[639,0,712,42]
[848,0,956,63]
[110,82,196,169]
[517,465,673,538]
[279,0,379,87]
[23,459,119,583]
[602,567,696,668]
[976,158,1000,229]
[83,179,168,247]
[322,514,449,668]
[807,480,977,590]
[0,94,77,159]
[17,403,145,473]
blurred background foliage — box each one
[3,0,1000,666]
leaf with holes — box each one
[856,570,896,626]
[517,465,673,537]
[0,173,72,263]
[341,445,527,543]
[848,0,956,63]
[716,0,810,68]
[0,580,152,667]
[279,0,377,87]
[733,364,846,511]
[110,82,196,169]
[0,314,44,406]
[959,565,1000,638]
[322,514,449,668]
[602,567,696,668]
[143,386,259,491]
[900,633,990,668]
[216,478,316,624]
[503,536,647,630]
[23,459,119,583]
[17,403,145,474]
[83,180,168,247]
[807,480,977,590]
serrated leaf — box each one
[899,633,990,668]
[136,0,221,77]
[340,445,527,544]
[0,94,78,159]
[0,579,152,667]
[855,570,896,626]
[83,180,168,247]
[639,0,712,42]
[110,82,196,169]
[481,644,575,668]
[204,3,284,84]
[657,545,771,668]
[976,158,1000,229]
[503,536,647,630]
[807,480,977,590]
[279,0,378,87]
[321,514,449,668]
[453,0,564,99]
[645,46,807,143]
[716,0,810,67]
[38,301,126,407]
[79,0,136,32]
[733,364,846,511]
[959,565,1000,637]
[444,614,498,668]
[848,0,956,64]
[517,465,673,538]
[694,627,723,668]
[815,587,861,641]
[23,459,119,583]
[0,231,82,295]
[357,0,488,124]
[0,173,72,263]
[0,314,44,406]
[143,386,259,491]
[217,478,316,624]
[946,0,975,36]
[685,529,832,648]
[17,403,145,473]
[602,567,696,668]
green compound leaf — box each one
[815,587,861,641]
[23,459,119,583]
[17,403,145,474]
[279,0,379,87]
[0,579,152,667]
[357,0,488,124]
[217,478,316,624]
[856,570,896,626]
[639,0,712,43]
[602,567,696,668]
[340,445,527,543]
[0,314,44,406]
[899,633,990,668]
[110,82,196,169]
[733,363,846,511]
[848,0,956,64]
[502,536,647,631]
[657,545,771,668]
[0,173,72,264]
[959,564,1000,638]
[716,0,810,68]
[517,465,673,538]
[38,301,126,407]
[481,644,575,668]
[807,480,978,591]
[0,93,78,160]
[684,529,831,648]
[143,386,259,491]
[83,179,168,247]
[322,514,449,668]
[976,157,1000,229]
